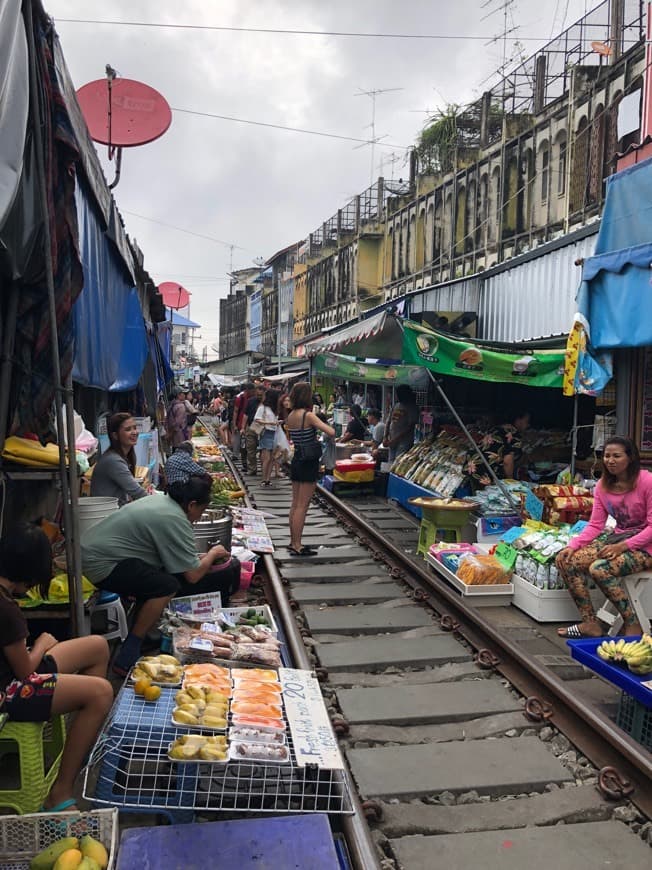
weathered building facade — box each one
[218,267,259,361]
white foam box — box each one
[425,552,514,607]
[511,573,581,622]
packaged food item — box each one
[168,733,228,762]
[131,654,183,685]
[231,668,279,682]
[231,714,285,732]
[230,643,282,668]
[457,553,512,586]
[229,726,285,745]
[229,741,290,764]
[231,700,282,718]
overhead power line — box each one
[122,210,246,250]
[55,16,571,40]
[171,106,411,149]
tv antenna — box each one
[355,87,404,185]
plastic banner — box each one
[312,352,429,388]
[401,321,565,389]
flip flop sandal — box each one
[39,798,78,813]
[561,624,591,638]
[299,546,317,556]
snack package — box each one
[457,553,512,586]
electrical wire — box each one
[121,210,247,250]
[54,16,594,41]
[170,106,410,149]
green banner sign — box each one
[401,321,565,389]
[313,352,429,388]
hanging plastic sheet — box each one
[0,0,28,230]
[72,185,148,390]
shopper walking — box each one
[166,389,189,450]
[243,385,263,475]
[556,436,652,639]
[254,389,279,486]
[232,383,254,460]
[286,382,335,556]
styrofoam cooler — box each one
[78,497,119,536]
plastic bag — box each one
[273,426,291,456]
[457,554,512,586]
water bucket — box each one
[78,496,119,536]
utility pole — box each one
[355,87,404,184]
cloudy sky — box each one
[47,0,592,357]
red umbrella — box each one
[159,282,191,309]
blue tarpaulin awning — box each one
[72,185,149,391]
[165,310,201,329]
[579,157,652,350]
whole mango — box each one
[30,837,79,870]
[79,835,108,870]
[52,848,83,870]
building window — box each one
[541,149,549,202]
[558,140,567,195]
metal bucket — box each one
[194,511,232,552]
[335,443,358,461]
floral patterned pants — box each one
[556,533,652,627]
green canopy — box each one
[312,352,429,389]
[400,320,565,389]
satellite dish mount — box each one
[105,65,122,188]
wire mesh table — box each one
[84,683,354,817]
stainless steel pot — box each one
[194,510,233,552]
[335,443,358,461]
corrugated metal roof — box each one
[409,277,480,315]
[478,232,598,342]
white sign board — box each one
[279,668,344,770]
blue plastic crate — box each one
[108,685,178,738]
[566,636,652,708]
[116,815,340,869]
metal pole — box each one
[426,370,520,510]
[570,393,579,480]
[277,282,282,376]
[25,0,83,635]
[0,284,19,456]
[64,372,85,634]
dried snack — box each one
[230,726,285,745]
[230,644,282,669]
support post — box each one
[426,370,520,511]
[25,0,84,635]
[570,394,579,480]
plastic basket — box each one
[0,808,118,870]
[616,692,652,750]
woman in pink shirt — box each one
[556,436,652,638]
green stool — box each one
[416,506,474,558]
[0,716,66,814]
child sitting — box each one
[0,523,114,812]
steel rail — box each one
[202,422,382,870]
[317,485,652,817]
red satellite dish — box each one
[159,282,191,310]
[76,77,172,147]
[76,68,172,188]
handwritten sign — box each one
[524,488,544,522]
[279,668,344,769]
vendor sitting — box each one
[340,404,367,443]
[471,410,530,484]
[164,441,209,490]
[81,474,240,676]
[555,436,652,639]
[91,412,148,506]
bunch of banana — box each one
[596,638,628,662]
[622,634,652,675]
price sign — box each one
[279,668,344,769]
[524,488,544,521]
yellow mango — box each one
[79,835,108,870]
[52,849,83,870]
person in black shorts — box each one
[0,524,114,813]
[286,382,335,556]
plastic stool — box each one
[417,518,463,556]
[0,716,66,814]
[595,572,652,636]
[85,589,129,641]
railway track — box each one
[202,419,652,870]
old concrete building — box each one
[218,266,259,361]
